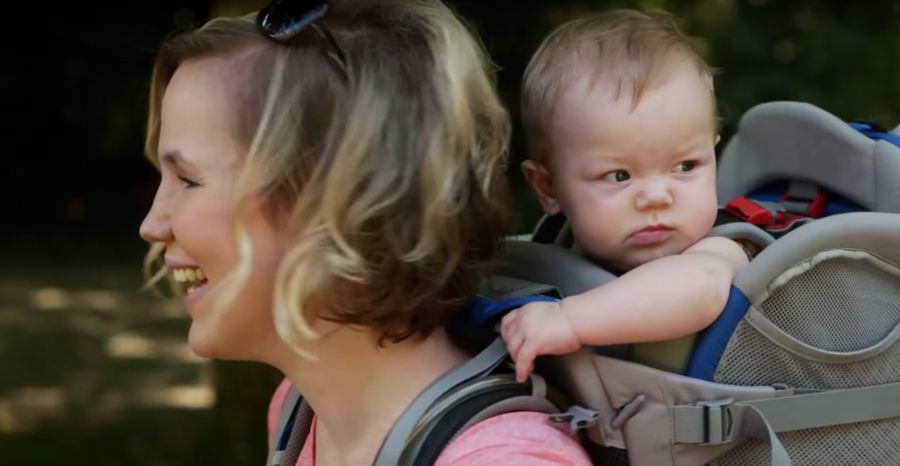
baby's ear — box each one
[521,160,561,215]
[715,134,721,146]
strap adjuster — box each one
[549,405,600,435]
[724,196,813,236]
[725,196,780,225]
[697,398,736,446]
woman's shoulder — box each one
[266,380,591,465]
[434,411,593,466]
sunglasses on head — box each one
[256,0,348,77]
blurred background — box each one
[1,0,897,464]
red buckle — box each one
[807,191,828,218]
[725,196,773,225]
[769,212,807,230]
[780,188,828,218]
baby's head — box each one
[521,9,720,272]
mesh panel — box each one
[715,419,900,466]
[756,256,900,351]
[712,253,900,466]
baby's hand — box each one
[500,300,581,382]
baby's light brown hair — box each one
[521,9,718,163]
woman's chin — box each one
[187,323,264,361]
[186,324,219,359]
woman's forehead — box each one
[158,60,244,170]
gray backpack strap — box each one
[671,381,900,466]
[707,221,776,248]
[404,373,564,466]
[371,336,510,466]
[266,337,564,466]
[266,387,312,466]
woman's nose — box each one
[139,190,173,244]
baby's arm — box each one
[563,236,749,346]
[501,236,749,381]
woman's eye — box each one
[602,170,631,183]
[178,175,200,188]
[674,161,696,172]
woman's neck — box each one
[272,327,470,466]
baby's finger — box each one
[499,310,519,339]
[515,345,536,382]
[506,331,524,362]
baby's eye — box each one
[674,161,696,173]
[602,170,631,183]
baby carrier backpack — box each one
[266,101,900,466]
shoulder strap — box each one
[671,381,900,466]
[849,121,900,148]
[373,294,579,466]
[410,373,562,466]
[266,387,312,466]
[371,336,511,466]
[532,213,568,244]
[265,296,568,466]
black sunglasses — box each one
[256,0,348,77]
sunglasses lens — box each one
[257,0,329,40]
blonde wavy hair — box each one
[143,0,512,353]
[521,9,719,163]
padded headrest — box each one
[492,240,616,298]
[717,101,900,213]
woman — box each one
[139,0,592,464]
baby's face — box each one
[544,66,719,272]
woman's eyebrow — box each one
[160,150,199,173]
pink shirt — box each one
[267,379,592,466]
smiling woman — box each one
[138,0,591,465]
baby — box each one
[501,10,754,381]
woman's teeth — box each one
[172,267,208,294]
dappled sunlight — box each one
[76,290,121,311]
[105,333,203,363]
[106,332,155,358]
[83,383,217,425]
[0,387,68,434]
[69,314,110,336]
[30,287,72,311]
[28,288,130,313]
[0,265,216,440]
[136,385,216,409]
[158,340,204,363]
[149,299,188,319]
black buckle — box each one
[549,405,600,435]
[697,398,736,446]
